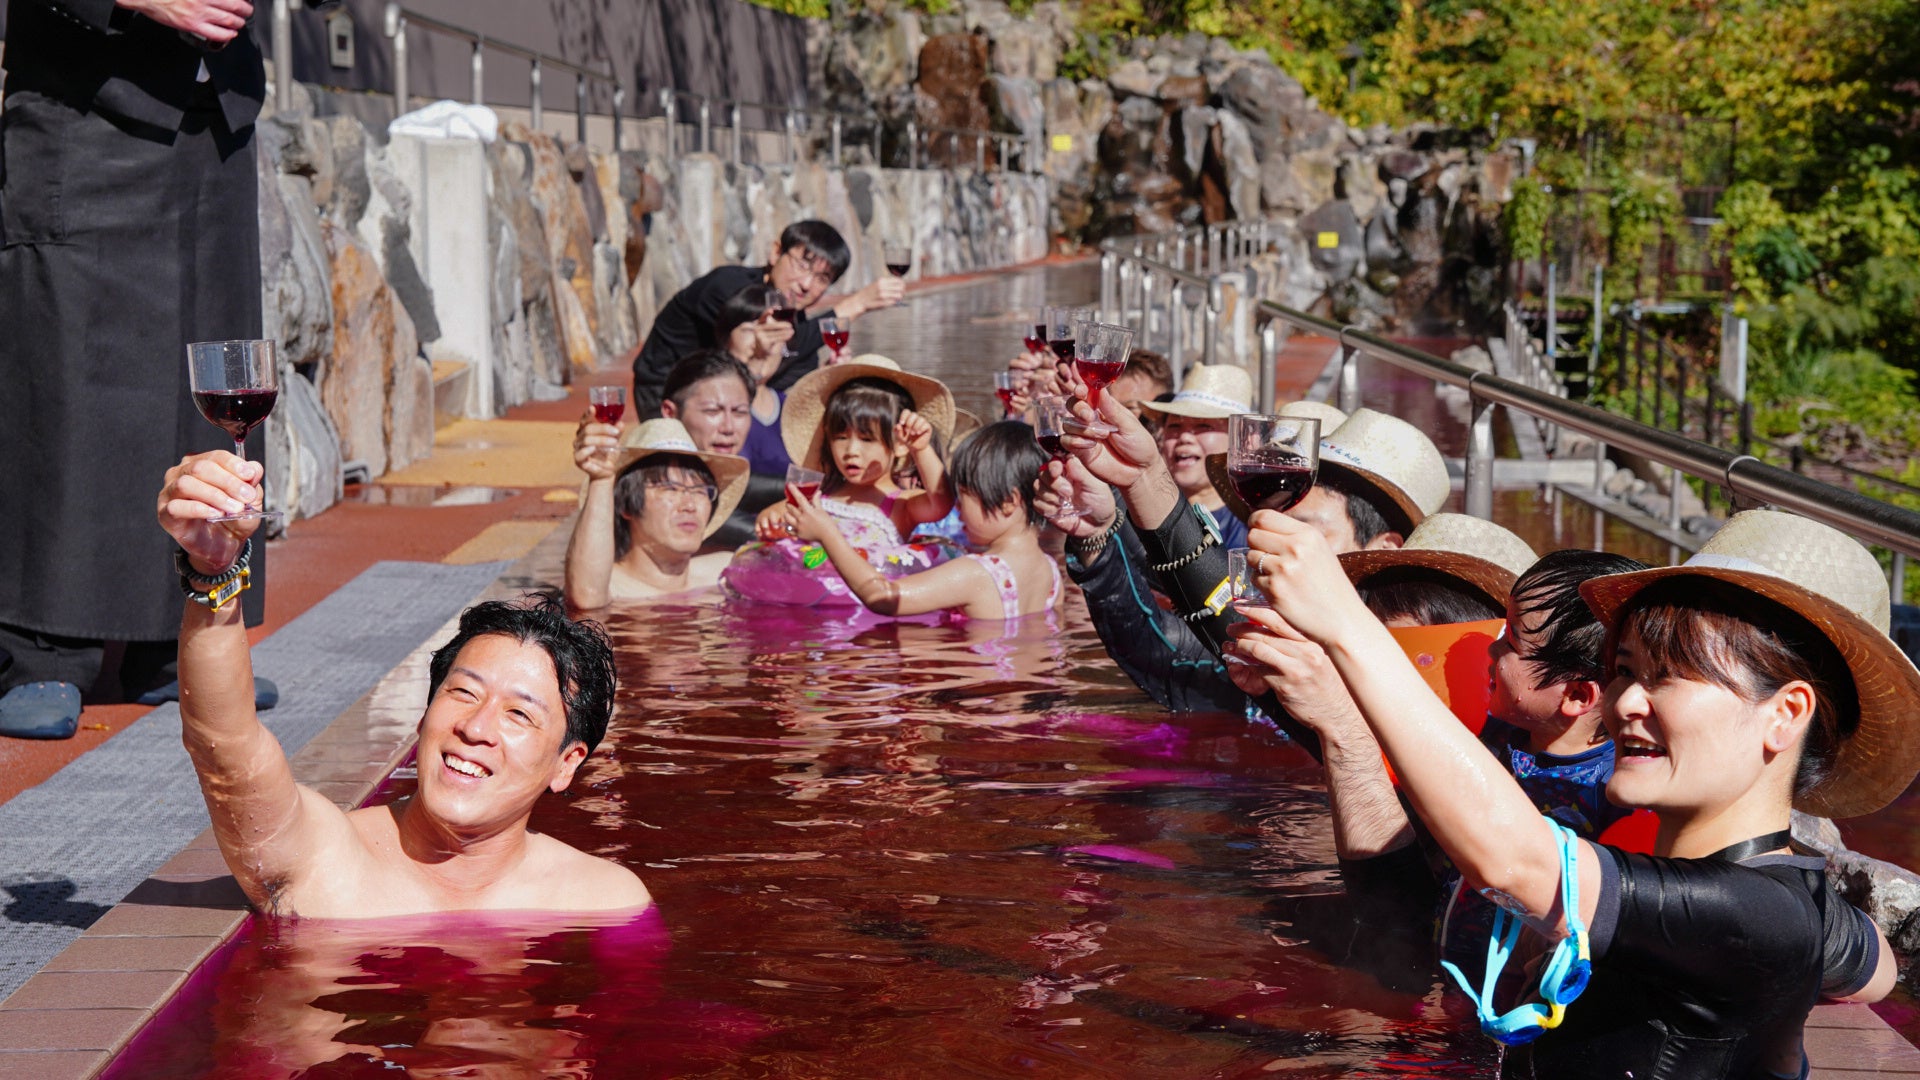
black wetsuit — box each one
[1505,845,1880,1080]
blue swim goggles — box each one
[1439,819,1592,1046]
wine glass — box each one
[785,463,825,507]
[1074,320,1134,410]
[770,289,804,361]
[1225,547,1273,666]
[1022,309,1048,355]
[993,371,1022,416]
[1225,414,1320,515]
[1043,306,1091,366]
[883,243,911,279]
[188,339,282,524]
[1032,395,1086,520]
[589,385,625,425]
[819,315,849,359]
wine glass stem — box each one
[233,438,255,512]
[1088,386,1102,408]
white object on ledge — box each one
[388,100,499,143]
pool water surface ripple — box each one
[107,596,1499,1077]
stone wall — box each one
[814,0,1515,333]
[258,82,1048,527]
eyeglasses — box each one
[778,248,831,291]
[645,482,718,505]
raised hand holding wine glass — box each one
[1225,414,1319,514]
[187,339,281,524]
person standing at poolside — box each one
[157,452,649,916]
[0,0,269,739]
[631,221,903,419]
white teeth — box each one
[445,754,489,778]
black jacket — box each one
[631,263,832,418]
[3,0,266,134]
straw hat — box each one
[780,354,956,472]
[1581,509,1920,818]
[1339,513,1538,609]
[1280,400,1349,432]
[1141,364,1254,419]
[611,418,749,539]
[1316,408,1450,536]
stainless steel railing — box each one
[267,3,1037,168]
[1099,225,1920,593]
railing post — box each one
[785,109,797,164]
[1545,261,1558,363]
[872,120,882,168]
[1465,381,1496,520]
[975,133,985,172]
[272,0,291,112]
[385,4,408,118]
[831,114,842,166]
[469,37,484,106]
[699,97,711,154]
[659,89,676,158]
[573,73,586,144]
[528,58,542,133]
[1337,344,1359,414]
[1174,235,1187,273]
[1167,282,1184,375]
[907,121,917,169]
[1258,321,1279,411]
[731,104,742,164]
[1142,271,1158,363]
[1894,552,1908,608]
[1204,279,1222,368]
[1099,251,1116,320]
[1115,258,1133,325]
[612,85,623,153]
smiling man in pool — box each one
[157,451,649,918]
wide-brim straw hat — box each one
[1141,364,1254,419]
[611,418,750,539]
[1316,408,1450,536]
[1580,509,1920,818]
[780,354,956,472]
[1204,401,1356,521]
[1339,512,1538,609]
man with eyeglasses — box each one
[631,221,903,419]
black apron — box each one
[0,2,266,640]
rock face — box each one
[319,220,422,478]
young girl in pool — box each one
[755,356,955,550]
[788,421,1061,620]
[1230,508,1905,1078]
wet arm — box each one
[904,445,955,523]
[563,478,617,609]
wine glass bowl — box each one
[785,463,825,507]
[187,339,282,524]
[1043,306,1091,364]
[1225,414,1320,515]
[993,371,1022,416]
[1022,310,1048,355]
[1073,321,1134,409]
[588,385,625,426]
[819,316,849,355]
[883,244,911,279]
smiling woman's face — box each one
[1157,414,1229,498]
[1602,626,1779,815]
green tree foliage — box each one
[1503,176,1549,261]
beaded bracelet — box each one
[175,539,253,612]
[1148,530,1217,573]
[1067,514,1126,564]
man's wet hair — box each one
[1512,549,1649,687]
[1319,472,1397,546]
[427,592,617,755]
[612,455,717,558]
[780,220,851,283]
[663,349,753,412]
[714,283,780,351]
[1357,568,1503,626]
[951,421,1049,526]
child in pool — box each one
[756,356,955,550]
[787,421,1061,620]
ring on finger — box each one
[1254,551,1268,574]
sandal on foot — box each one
[0,681,82,740]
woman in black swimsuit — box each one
[1230,508,1912,1079]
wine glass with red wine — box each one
[1074,320,1134,410]
[1032,395,1087,519]
[785,463,825,507]
[819,315,849,358]
[883,243,911,279]
[993,371,1022,416]
[1225,414,1320,515]
[769,289,805,360]
[589,385,625,426]
[1043,306,1090,366]
[187,339,282,524]
[1022,308,1048,355]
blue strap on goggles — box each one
[1439,819,1592,1046]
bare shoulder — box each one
[689,551,732,587]
[531,832,651,911]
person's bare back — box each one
[160,451,648,920]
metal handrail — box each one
[655,86,1037,173]
[1099,227,1920,588]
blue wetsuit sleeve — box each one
[1067,520,1247,715]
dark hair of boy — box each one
[950,421,1049,526]
[1357,568,1504,626]
[1511,549,1650,686]
[663,350,753,412]
[781,221,852,283]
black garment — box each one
[1066,501,1323,758]
[708,473,785,552]
[630,264,829,419]
[0,2,266,661]
[1506,846,1880,1079]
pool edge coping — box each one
[0,532,570,1078]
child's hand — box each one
[896,409,934,454]
[755,500,795,541]
[573,411,621,481]
[786,484,836,542]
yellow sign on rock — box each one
[1316,231,1340,249]
[1050,133,1073,152]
